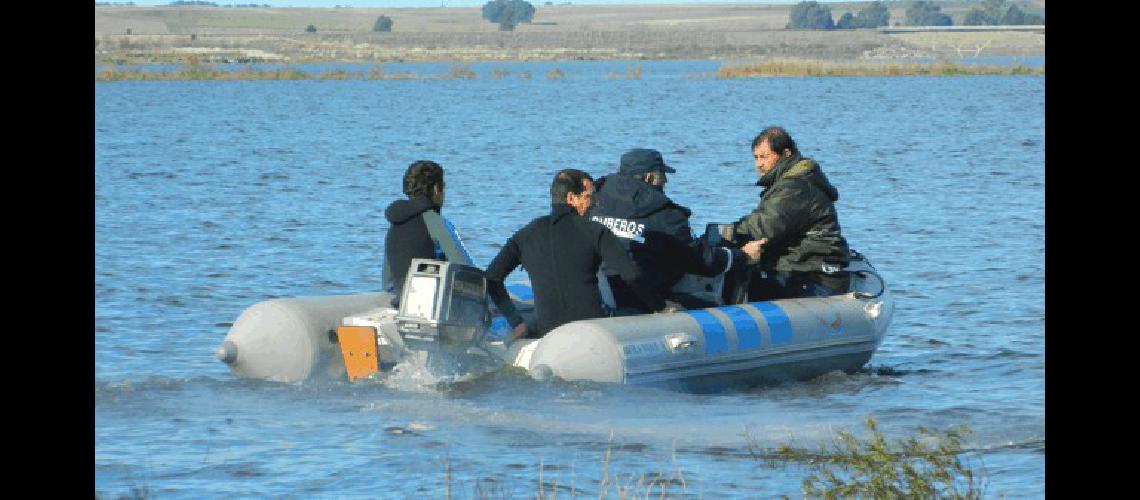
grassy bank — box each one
[717,57,1043,77]
[93,61,576,81]
[94,58,1042,82]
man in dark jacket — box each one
[588,148,737,311]
[730,127,851,299]
[382,160,446,297]
[485,168,671,342]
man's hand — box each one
[656,299,685,314]
[508,323,528,344]
[742,238,768,262]
[719,223,740,245]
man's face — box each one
[567,178,595,216]
[432,179,445,207]
[646,170,667,191]
[753,140,780,177]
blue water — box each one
[95,60,1044,498]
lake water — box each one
[95,60,1044,498]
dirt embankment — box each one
[94,4,1045,65]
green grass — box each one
[94,61,490,81]
[718,57,1043,77]
[752,416,985,499]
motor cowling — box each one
[395,259,490,353]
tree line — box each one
[162,1,272,6]
[788,1,1044,30]
[369,0,538,33]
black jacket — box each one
[382,196,443,294]
[588,174,729,308]
[485,203,665,337]
[734,155,850,274]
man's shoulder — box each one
[784,158,820,178]
[570,213,610,238]
[513,214,553,237]
[386,197,435,224]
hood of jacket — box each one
[593,174,690,219]
[757,155,839,202]
[549,202,579,224]
[385,196,438,224]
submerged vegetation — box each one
[717,57,1043,78]
[432,416,985,499]
[94,58,543,82]
[95,56,1041,83]
[752,416,984,499]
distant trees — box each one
[962,0,1044,25]
[835,1,890,29]
[481,0,536,31]
[305,24,317,33]
[836,12,857,29]
[373,15,393,32]
[905,1,952,26]
[167,0,218,5]
[787,1,834,30]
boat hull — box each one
[217,292,393,383]
[520,287,892,392]
[217,261,892,389]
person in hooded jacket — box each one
[382,160,446,299]
[729,127,851,299]
[485,168,674,343]
[588,148,742,312]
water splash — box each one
[381,351,446,393]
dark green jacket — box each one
[734,154,850,273]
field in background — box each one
[94,3,1045,64]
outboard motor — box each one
[394,258,491,373]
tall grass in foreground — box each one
[441,430,690,499]
[750,416,985,499]
[718,57,1043,78]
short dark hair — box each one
[751,126,798,156]
[403,160,444,200]
[550,168,593,204]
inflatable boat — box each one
[216,215,893,391]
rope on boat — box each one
[851,269,886,299]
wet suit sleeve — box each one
[596,227,666,311]
[658,205,730,277]
[484,234,525,328]
[652,206,729,277]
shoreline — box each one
[94,58,1043,82]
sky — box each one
[119,0,833,8]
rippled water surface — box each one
[95,60,1044,498]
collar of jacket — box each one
[385,195,439,224]
[549,203,578,223]
[595,174,686,218]
[756,153,806,187]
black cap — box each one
[619,148,676,175]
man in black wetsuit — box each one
[382,160,446,299]
[485,168,675,342]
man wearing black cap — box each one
[589,148,740,312]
